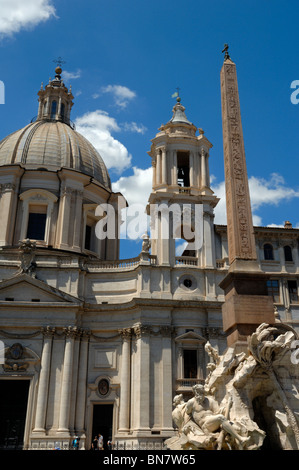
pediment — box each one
[0,274,82,305]
[175,330,206,344]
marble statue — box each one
[166,322,299,450]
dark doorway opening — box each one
[92,404,113,450]
[0,380,30,449]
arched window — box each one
[50,100,57,119]
[284,245,293,262]
[264,243,274,260]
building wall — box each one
[0,220,298,449]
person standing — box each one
[97,433,104,450]
[91,435,98,450]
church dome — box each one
[0,64,111,190]
[0,120,111,189]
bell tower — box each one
[147,96,219,267]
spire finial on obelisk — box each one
[222,43,231,61]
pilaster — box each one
[57,326,78,433]
[118,328,132,433]
[33,327,55,433]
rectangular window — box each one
[267,280,280,303]
[288,280,298,304]
[26,205,47,240]
[85,224,92,250]
[183,349,197,378]
[177,152,190,187]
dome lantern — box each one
[0,63,111,189]
[36,63,74,126]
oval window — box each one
[98,378,110,396]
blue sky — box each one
[0,0,299,259]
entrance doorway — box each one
[92,404,113,450]
[0,380,30,449]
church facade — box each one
[0,63,298,450]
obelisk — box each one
[219,45,275,348]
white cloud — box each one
[112,166,153,241]
[267,223,284,228]
[101,84,136,109]
[0,0,56,37]
[249,173,299,212]
[74,110,132,174]
[112,166,152,207]
[212,173,299,226]
[62,69,81,82]
[122,122,147,134]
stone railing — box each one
[176,378,204,389]
[86,256,141,271]
[216,259,229,269]
[86,254,157,271]
[178,187,191,194]
[175,256,198,266]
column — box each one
[33,327,55,432]
[161,327,173,433]
[118,328,132,433]
[203,207,216,268]
[193,151,199,188]
[152,161,156,188]
[161,147,167,184]
[189,152,194,187]
[205,152,210,187]
[44,98,49,117]
[201,148,207,188]
[196,151,201,188]
[37,99,43,119]
[75,330,90,435]
[278,242,286,273]
[0,183,16,246]
[133,324,151,434]
[72,189,83,250]
[156,151,161,185]
[58,96,62,118]
[58,326,77,433]
[57,186,72,248]
[172,150,177,185]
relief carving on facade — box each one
[2,342,40,372]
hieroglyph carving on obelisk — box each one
[220,50,257,265]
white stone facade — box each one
[0,76,298,450]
